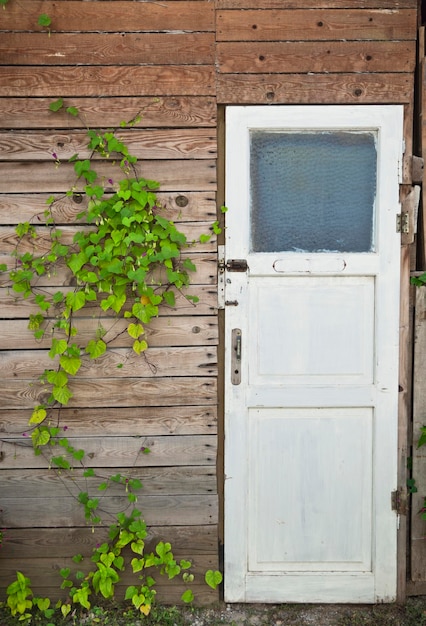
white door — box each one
[224,105,403,603]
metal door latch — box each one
[218,258,248,273]
[231,329,242,385]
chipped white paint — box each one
[224,105,403,603]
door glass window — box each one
[250,131,377,253]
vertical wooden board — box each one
[398,246,412,602]
[411,286,426,582]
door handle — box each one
[231,328,242,385]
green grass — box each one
[1,599,426,626]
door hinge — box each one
[396,212,409,234]
[391,488,407,516]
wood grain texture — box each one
[0,223,216,254]
[217,41,416,74]
[0,377,217,409]
[0,494,218,526]
[0,1,215,32]
[0,314,218,350]
[1,525,218,558]
[0,466,217,498]
[0,405,217,436]
[1,435,217,468]
[0,129,217,161]
[0,252,217,285]
[0,192,217,225]
[397,245,412,601]
[410,286,426,583]
[0,347,218,379]
[0,160,217,192]
[0,66,215,97]
[216,9,417,42]
[0,33,215,66]
[0,554,218,584]
[217,72,413,104]
[217,0,416,7]
[0,285,218,318]
[0,97,217,129]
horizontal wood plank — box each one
[0,97,217,129]
[0,554,218,584]
[0,1,215,32]
[0,405,217,437]
[1,525,218,558]
[0,252,217,286]
[0,434,217,467]
[0,33,215,66]
[0,66,215,97]
[0,494,218,526]
[0,285,218,318]
[0,223,216,254]
[0,346,218,379]
[0,376,217,409]
[0,160,217,192]
[217,72,413,104]
[0,192,217,224]
[217,0,416,7]
[0,315,218,350]
[217,9,417,41]
[0,466,217,497]
[0,129,217,161]
[217,41,416,74]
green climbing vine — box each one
[0,100,222,621]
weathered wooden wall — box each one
[0,0,219,604]
[0,0,419,605]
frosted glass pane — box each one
[250,132,377,253]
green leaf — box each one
[60,568,71,579]
[31,427,50,447]
[68,252,87,274]
[29,407,47,425]
[132,339,148,355]
[59,355,82,376]
[46,369,68,387]
[131,540,144,556]
[48,338,68,358]
[83,468,95,477]
[66,290,86,312]
[49,99,63,112]
[162,290,175,307]
[131,558,144,573]
[36,597,50,612]
[86,339,107,359]
[418,427,426,448]
[182,258,196,272]
[127,322,144,339]
[181,589,194,603]
[52,385,73,405]
[204,569,222,589]
[51,456,71,470]
[73,449,85,461]
[38,13,51,26]
[66,106,79,117]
